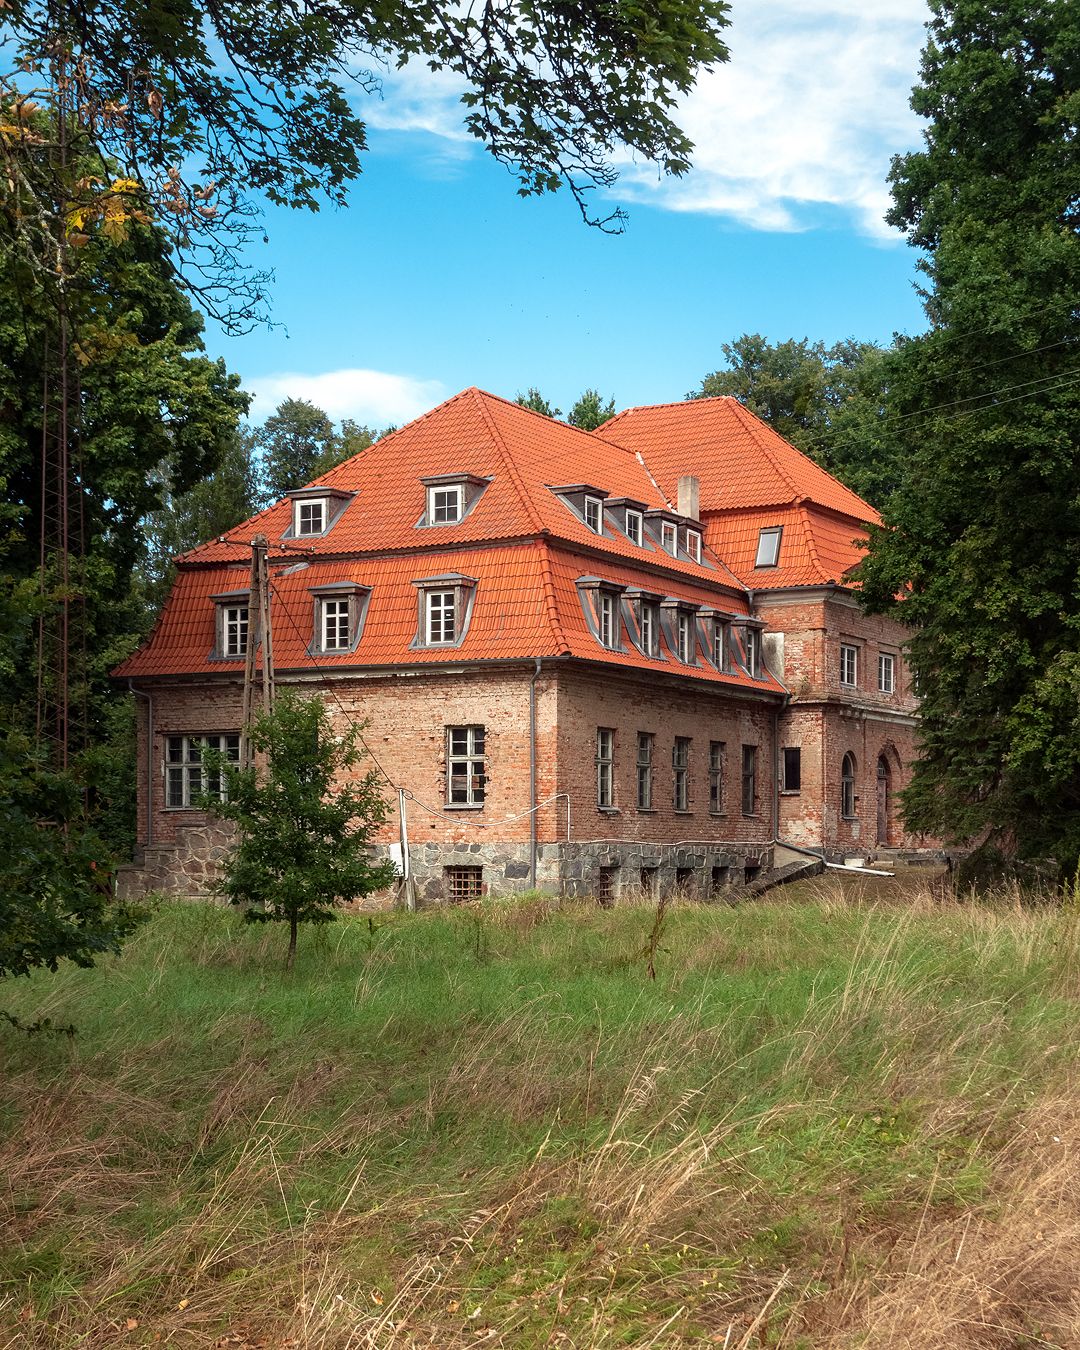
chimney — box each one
[677,475,700,521]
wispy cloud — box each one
[354,1,929,237]
[246,368,448,426]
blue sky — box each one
[201,0,933,428]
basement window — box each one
[755,526,783,568]
[446,865,483,903]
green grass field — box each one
[3,874,1080,1348]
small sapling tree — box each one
[204,691,394,971]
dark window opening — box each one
[597,866,618,908]
[640,867,657,898]
[711,865,730,895]
[446,866,483,903]
[741,744,757,816]
[744,863,761,885]
[782,747,801,793]
[675,867,694,894]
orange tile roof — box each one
[595,396,878,588]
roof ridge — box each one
[726,400,804,502]
[597,394,739,427]
[470,388,548,537]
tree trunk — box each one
[286,913,298,972]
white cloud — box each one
[246,368,448,426]
[353,1,929,238]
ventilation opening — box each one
[445,865,483,903]
[596,865,618,908]
[640,867,658,898]
[743,863,761,886]
[711,865,730,895]
[675,866,694,893]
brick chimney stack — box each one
[677,475,700,520]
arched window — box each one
[841,752,857,819]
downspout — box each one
[129,681,153,846]
[529,657,541,888]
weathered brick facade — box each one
[115,388,938,904]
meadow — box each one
[2,872,1080,1348]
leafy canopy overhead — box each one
[856,0,1080,870]
[5,0,732,327]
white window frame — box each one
[745,626,761,676]
[878,652,896,694]
[428,484,464,525]
[636,732,653,810]
[673,737,690,812]
[755,526,783,568]
[840,643,859,687]
[320,596,352,652]
[596,727,615,809]
[295,497,328,537]
[598,591,617,649]
[639,601,659,657]
[625,510,643,546]
[222,604,248,658]
[676,610,693,663]
[584,495,603,534]
[685,529,702,563]
[426,589,457,645]
[661,521,678,555]
[447,725,485,806]
[165,733,241,809]
[712,619,726,668]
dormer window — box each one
[745,626,762,677]
[576,577,627,652]
[661,522,678,556]
[211,589,251,660]
[625,510,643,546]
[413,573,478,648]
[309,583,370,655]
[296,497,327,536]
[755,526,783,568]
[676,610,693,662]
[429,484,463,524]
[684,529,702,563]
[551,484,610,534]
[640,600,659,656]
[712,617,727,669]
[418,474,490,528]
[661,599,700,664]
[584,495,603,534]
[598,590,617,647]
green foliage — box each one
[7,0,732,326]
[689,333,897,504]
[204,691,395,970]
[253,401,384,504]
[515,387,561,418]
[567,387,617,432]
[856,0,1080,871]
[0,727,143,989]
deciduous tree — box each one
[856,0,1080,871]
[204,692,395,972]
[567,388,617,432]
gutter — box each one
[128,681,154,846]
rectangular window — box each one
[320,597,351,651]
[676,610,693,662]
[625,510,643,546]
[296,498,327,536]
[446,865,483,902]
[741,744,757,816]
[782,746,801,793]
[878,652,896,694]
[596,727,615,809]
[429,485,463,524]
[639,602,659,657]
[685,529,701,563]
[673,736,690,811]
[712,619,726,668]
[165,733,241,808]
[223,605,248,658]
[840,643,859,687]
[709,741,724,813]
[598,591,617,648]
[636,732,653,810]
[426,590,457,644]
[745,627,761,676]
[755,526,782,568]
[661,521,678,555]
[447,725,485,806]
[584,496,603,533]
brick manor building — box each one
[114,387,928,902]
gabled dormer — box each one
[284,486,355,541]
[551,483,610,535]
[644,508,681,557]
[418,473,491,527]
[605,497,648,547]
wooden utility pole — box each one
[240,533,275,764]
